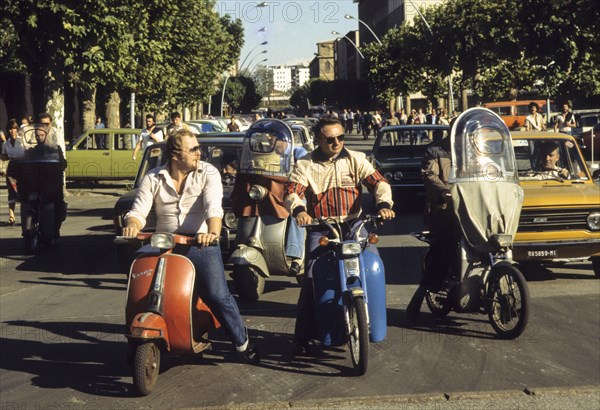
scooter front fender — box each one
[127,312,170,350]
[228,245,270,277]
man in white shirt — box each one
[122,130,259,364]
[553,103,577,134]
[132,114,164,160]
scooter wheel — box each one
[425,290,451,318]
[232,266,265,303]
[486,263,530,339]
[348,296,369,375]
[133,342,160,396]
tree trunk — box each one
[44,70,66,149]
[460,87,469,112]
[81,86,96,132]
[106,90,121,128]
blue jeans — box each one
[135,244,247,347]
[285,215,306,260]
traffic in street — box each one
[0,134,598,409]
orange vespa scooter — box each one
[118,233,220,396]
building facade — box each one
[309,40,335,81]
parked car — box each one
[187,119,227,133]
[511,131,600,276]
[483,100,554,130]
[289,123,315,152]
[370,124,450,206]
[65,128,142,180]
[113,133,245,266]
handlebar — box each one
[298,214,383,241]
[114,233,219,247]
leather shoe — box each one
[292,341,312,357]
[290,260,302,276]
[238,342,260,364]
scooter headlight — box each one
[223,211,238,229]
[248,185,268,201]
[341,242,361,255]
[151,233,175,249]
[587,211,600,231]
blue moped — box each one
[306,215,387,375]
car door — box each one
[111,131,142,179]
[66,131,111,179]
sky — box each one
[215,0,359,68]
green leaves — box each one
[3,0,244,110]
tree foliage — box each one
[1,0,244,112]
[367,0,600,107]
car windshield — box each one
[513,138,589,181]
[135,142,242,187]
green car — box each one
[66,128,143,180]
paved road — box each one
[0,133,598,409]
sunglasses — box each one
[324,134,345,144]
[180,145,201,155]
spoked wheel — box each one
[348,296,369,375]
[486,263,530,339]
[133,342,160,396]
[24,217,40,254]
[425,290,452,318]
[232,266,265,303]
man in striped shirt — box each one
[284,116,395,355]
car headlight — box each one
[223,211,238,229]
[248,185,268,201]
[341,242,362,255]
[394,171,404,180]
[587,211,600,231]
[383,171,393,181]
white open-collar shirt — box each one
[126,162,224,234]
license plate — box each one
[527,249,557,258]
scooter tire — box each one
[486,263,530,340]
[133,342,160,396]
[232,266,265,303]
[24,216,40,254]
[592,257,600,278]
[348,296,369,375]
[425,290,452,318]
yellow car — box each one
[512,131,600,277]
[66,128,142,180]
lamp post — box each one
[220,73,230,117]
[332,30,364,59]
[343,14,382,45]
[250,58,268,74]
[542,60,556,129]
[239,41,268,73]
[406,0,454,113]
[242,50,268,74]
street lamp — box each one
[250,58,268,74]
[332,30,364,59]
[406,0,454,113]
[220,73,230,117]
[344,14,382,45]
[243,50,268,73]
[239,41,268,72]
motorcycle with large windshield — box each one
[229,119,307,302]
[15,124,67,253]
[412,108,530,339]
[304,215,387,375]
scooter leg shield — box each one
[228,245,270,277]
[128,312,170,350]
[361,250,387,342]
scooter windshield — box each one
[449,108,518,184]
[239,120,293,176]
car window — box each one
[515,138,588,180]
[114,133,137,150]
[201,123,216,133]
[75,133,107,150]
[489,106,512,116]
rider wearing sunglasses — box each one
[284,115,395,355]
